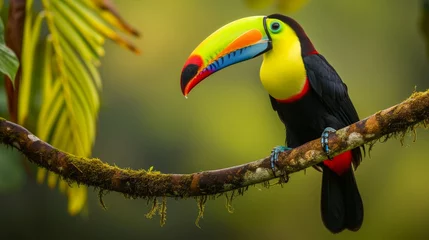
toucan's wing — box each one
[304,54,363,168]
[303,54,359,125]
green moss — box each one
[98,189,108,210]
[159,196,167,227]
[260,181,271,189]
[364,89,429,156]
[2,88,429,228]
[144,196,167,226]
[145,197,158,219]
[409,89,426,99]
[225,191,235,213]
[195,195,207,228]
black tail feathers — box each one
[321,165,364,233]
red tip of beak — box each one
[181,55,204,96]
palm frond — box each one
[17,0,140,215]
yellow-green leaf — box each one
[67,0,140,53]
[52,7,99,62]
[18,6,45,125]
[67,183,87,216]
[53,0,105,46]
[33,0,139,216]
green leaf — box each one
[0,17,19,85]
[18,1,44,125]
[29,0,139,216]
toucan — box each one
[180,14,364,233]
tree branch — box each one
[0,90,428,199]
[4,0,26,123]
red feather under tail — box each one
[323,150,353,176]
[320,151,363,233]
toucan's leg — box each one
[270,146,292,176]
[321,127,336,160]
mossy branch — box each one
[0,90,429,200]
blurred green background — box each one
[1,0,429,239]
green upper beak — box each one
[180,16,271,96]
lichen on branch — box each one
[0,89,428,218]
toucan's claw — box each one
[321,127,336,160]
[270,146,292,177]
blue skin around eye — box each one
[205,42,269,73]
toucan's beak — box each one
[180,16,271,96]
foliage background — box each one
[1,0,429,239]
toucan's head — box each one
[180,14,315,97]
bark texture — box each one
[0,90,428,198]
[4,0,26,123]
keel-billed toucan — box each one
[180,14,364,233]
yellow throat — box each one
[260,25,307,100]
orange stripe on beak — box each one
[217,29,263,59]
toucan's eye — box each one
[270,22,282,33]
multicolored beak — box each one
[180,16,271,96]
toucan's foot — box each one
[270,146,292,177]
[321,127,336,159]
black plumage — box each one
[266,13,365,232]
[269,53,364,233]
